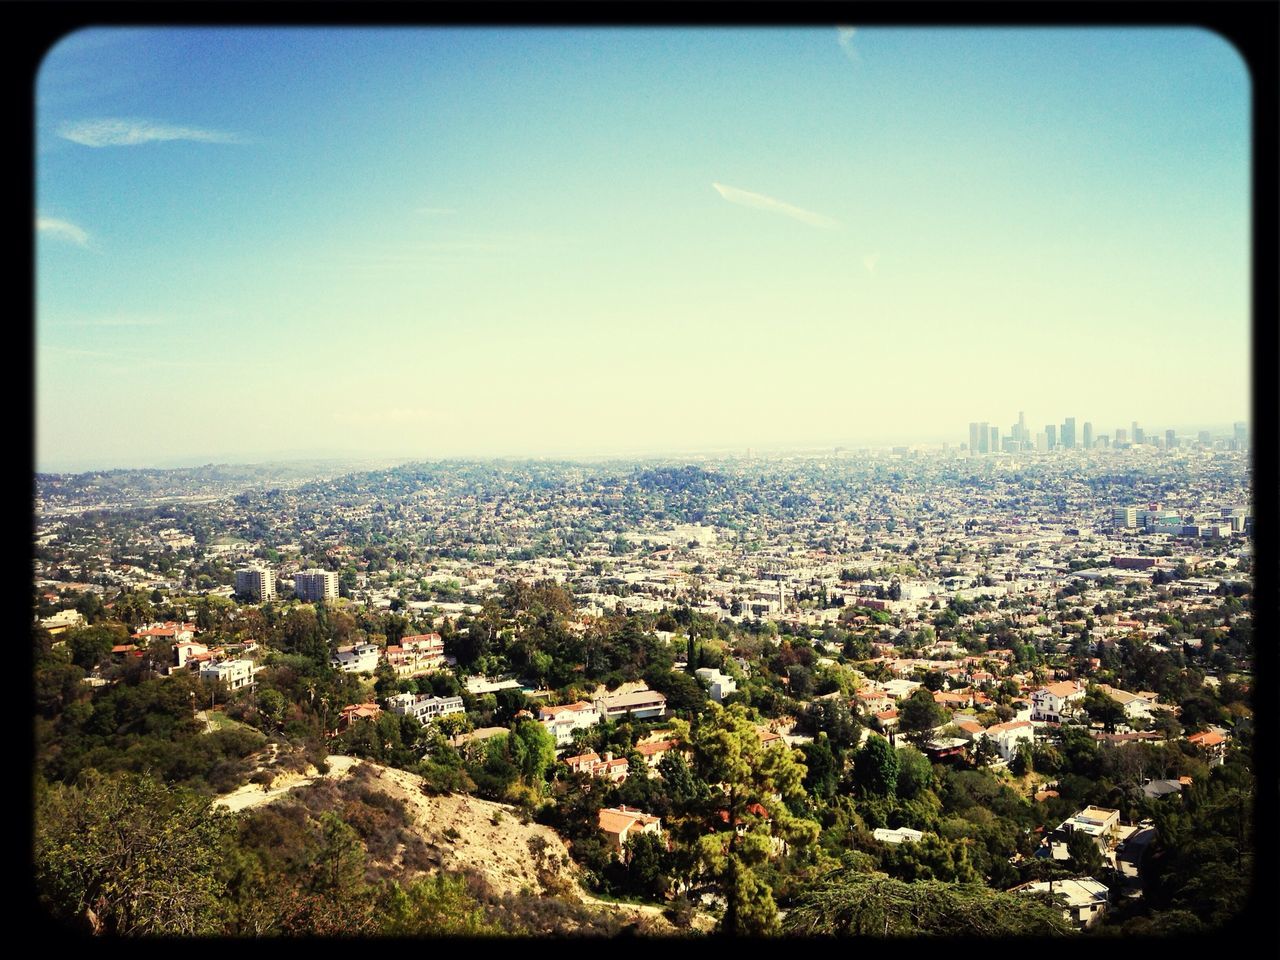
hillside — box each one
[214,750,683,933]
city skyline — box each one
[36,27,1251,471]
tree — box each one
[1066,828,1105,876]
[114,591,155,630]
[899,689,948,737]
[800,734,840,800]
[35,771,232,935]
[853,734,900,797]
[377,875,501,935]
[676,703,819,935]
[784,870,1073,936]
[508,719,557,787]
[1010,741,1034,777]
[895,745,934,800]
[66,624,125,670]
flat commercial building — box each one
[294,569,339,601]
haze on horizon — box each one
[35,27,1251,474]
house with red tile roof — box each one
[333,702,382,735]
[635,739,678,771]
[598,805,662,857]
[1031,680,1085,722]
[1186,729,1229,766]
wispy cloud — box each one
[711,182,840,229]
[58,117,242,147]
[37,216,89,247]
[837,26,859,63]
[54,315,167,329]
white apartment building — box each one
[386,692,465,724]
[199,658,255,691]
[235,566,277,602]
[294,569,339,602]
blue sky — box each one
[36,27,1250,470]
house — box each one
[1031,680,1085,722]
[39,608,86,637]
[563,751,630,783]
[385,692,465,724]
[1046,806,1121,859]
[332,643,380,674]
[199,658,254,691]
[856,689,894,716]
[757,727,785,748]
[385,633,446,676]
[1186,729,1229,766]
[716,801,773,838]
[873,826,925,845]
[598,805,662,857]
[983,720,1035,762]
[1142,776,1192,800]
[1113,823,1158,881]
[539,700,602,746]
[174,640,210,669]
[875,708,900,732]
[880,678,922,700]
[695,667,737,702]
[464,676,524,695]
[133,621,198,645]
[1010,877,1110,929]
[922,737,969,762]
[635,739,678,771]
[1097,684,1154,721]
[594,689,667,722]
[334,702,381,734]
[932,689,973,710]
[951,718,985,741]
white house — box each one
[199,658,254,691]
[983,719,1036,762]
[332,643,380,674]
[539,700,602,746]
[1031,680,1086,722]
[1011,878,1110,929]
[1047,806,1121,859]
[695,667,737,702]
[1097,684,1155,722]
[386,692,465,723]
[873,827,925,845]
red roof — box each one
[716,802,770,825]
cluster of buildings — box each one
[967,414,1248,455]
[235,565,338,602]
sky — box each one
[35,27,1251,471]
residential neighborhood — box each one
[33,447,1255,936]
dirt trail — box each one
[213,754,360,813]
